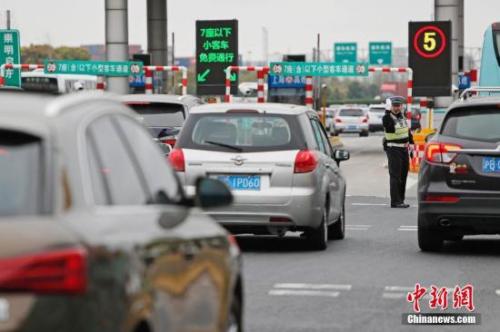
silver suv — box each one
[171,103,350,250]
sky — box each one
[0,0,498,59]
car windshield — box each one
[0,130,42,216]
[369,107,386,113]
[178,113,305,152]
[126,102,186,127]
[339,108,364,116]
[441,108,500,142]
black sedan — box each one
[418,97,500,251]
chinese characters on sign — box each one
[407,284,475,313]
[270,62,369,77]
[196,20,238,95]
[43,60,142,77]
[0,30,21,87]
[334,42,357,63]
[369,42,392,65]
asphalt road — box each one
[238,131,500,332]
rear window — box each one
[369,107,385,113]
[441,108,500,142]
[126,102,186,127]
[494,28,500,66]
[0,130,43,216]
[339,108,364,116]
[177,113,306,152]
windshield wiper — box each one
[204,140,243,152]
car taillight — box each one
[168,148,185,172]
[425,143,461,164]
[423,195,460,203]
[335,117,342,123]
[161,138,177,147]
[362,116,368,123]
[294,150,318,173]
[227,235,240,257]
[0,248,87,294]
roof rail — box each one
[460,87,500,101]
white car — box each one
[332,107,369,136]
[367,104,386,132]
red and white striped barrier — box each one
[368,66,413,125]
[0,63,44,86]
[305,76,313,108]
[224,66,269,103]
[144,65,188,95]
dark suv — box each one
[418,97,500,251]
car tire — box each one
[306,208,328,251]
[359,131,369,137]
[444,234,464,242]
[328,203,345,240]
[226,292,243,332]
[418,215,444,252]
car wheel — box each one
[306,208,328,251]
[359,131,369,137]
[328,203,345,240]
[226,292,243,332]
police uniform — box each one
[382,96,414,208]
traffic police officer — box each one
[382,96,414,208]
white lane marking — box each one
[352,203,388,206]
[268,290,340,297]
[273,283,352,291]
[385,286,414,292]
[398,226,418,231]
[382,293,406,299]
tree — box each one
[20,44,91,64]
[53,47,90,60]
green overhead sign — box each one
[369,42,392,65]
[334,42,357,63]
[270,62,369,77]
[43,60,143,77]
[0,29,21,87]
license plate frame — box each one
[217,175,261,191]
[482,157,500,173]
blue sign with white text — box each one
[268,75,306,88]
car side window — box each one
[86,116,149,205]
[316,120,334,157]
[310,119,327,154]
[114,115,182,204]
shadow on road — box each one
[235,234,337,253]
[431,237,500,256]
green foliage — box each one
[21,44,90,63]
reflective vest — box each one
[384,113,409,142]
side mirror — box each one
[159,142,172,156]
[334,149,350,162]
[195,178,233,208]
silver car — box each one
[332,107,370,136]
[171,103,350,250]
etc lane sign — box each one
[369,42,392,65]
[270,62,369,77]
[0,29,21,87]
[44,60,143,77]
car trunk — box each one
[183,149,297,204]
[439,136,500,191]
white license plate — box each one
[347,125,358,130]
[0,298,9,322]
